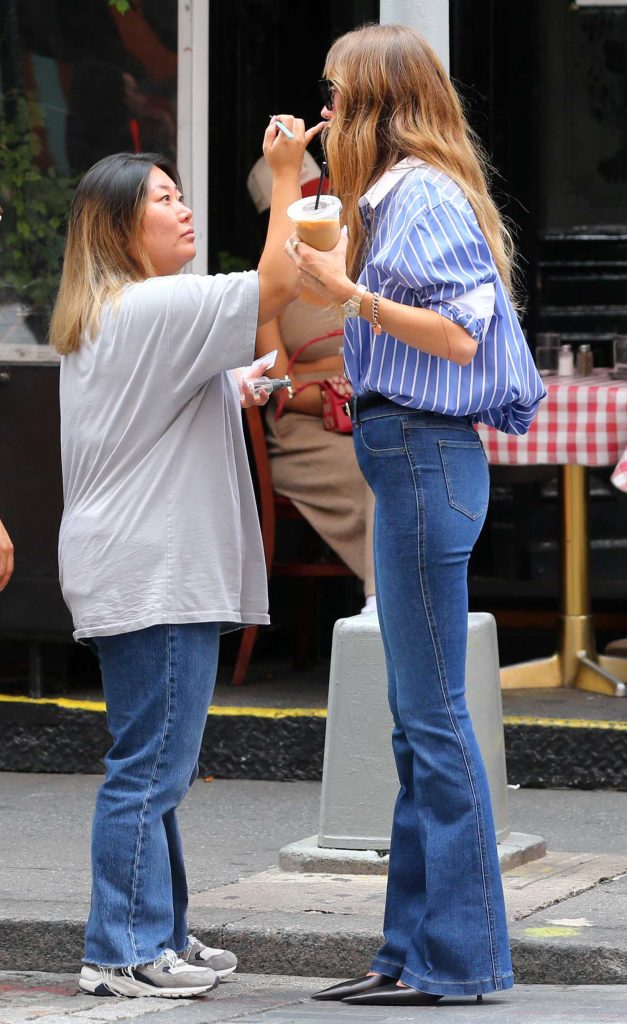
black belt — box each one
[351,392,400,414]
[351,393,450,423]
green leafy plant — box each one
[217,251,252,273]
[0,94,77,339]
[107,0,131,12]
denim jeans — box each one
[352,398,513,997]
[84,622,220,968]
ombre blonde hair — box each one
[50,152,181,354]
[323,24,517,297]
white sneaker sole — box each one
[215,964,237,979]
[79,973,219,999]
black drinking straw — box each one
[314,160,327,210]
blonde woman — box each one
[50,115,322,999]
[286,25,544,1008]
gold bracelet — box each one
[371,291,383,335]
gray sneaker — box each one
[79,949,219,998]
[180,934,237,978]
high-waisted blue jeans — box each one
[84,622,219,968]
[352,398,513,997]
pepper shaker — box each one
[576,344,593,378]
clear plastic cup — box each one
[287,195,342,251]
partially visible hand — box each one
[240,380,271,409]
[232,367,272,409]
[0,519,14,591]
[285,229,352,305]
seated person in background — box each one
[247,154,375,614]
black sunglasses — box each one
[318,79,336,111]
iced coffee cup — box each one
[287,195,343,252]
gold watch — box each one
[341,283,367,318]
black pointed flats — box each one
[342,983,443,1006]
[343,985,485,1006]
[311,973,396,1001]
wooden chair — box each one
[232,405,355,685]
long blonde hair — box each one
[323,24,517,296]
[50,152,181,354]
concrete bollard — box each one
[318,612,509,851]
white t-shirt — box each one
[58,270,268,640]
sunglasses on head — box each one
[318,79,336,111]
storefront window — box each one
[0,0,178,342]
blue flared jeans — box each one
[352,398,513,997]
[84,622,219,968]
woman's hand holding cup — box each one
[285,227,353,306]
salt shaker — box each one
[558,344,574,377]
[576,344,593,378]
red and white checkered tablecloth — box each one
[475,371,627,492]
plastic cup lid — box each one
[287,195,342,222]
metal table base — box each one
[500,464,627,696]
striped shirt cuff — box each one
[430,299,487,344]
[475,397,545,435]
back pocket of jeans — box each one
[438,439,489,520]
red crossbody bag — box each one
[275,330,353,433]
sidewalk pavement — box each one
[0,974,625,1024]
[0,775,625,989]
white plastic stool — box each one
[318,612,509,850]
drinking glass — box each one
[535,332,561,351]
[613,336,627,379]
[535,346,558,377]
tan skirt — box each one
[265,407,375,596]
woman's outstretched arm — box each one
[257,116,324,325]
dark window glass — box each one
[0,0,178,340]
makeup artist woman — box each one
[50,115,320,999]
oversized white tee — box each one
[58,271,269,641]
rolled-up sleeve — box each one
[394,200,497,343]
[168,271,259,400]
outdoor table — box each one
[476,369,627,697]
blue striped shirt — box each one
[344,160,545,434]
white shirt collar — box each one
[359,156,426,210]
